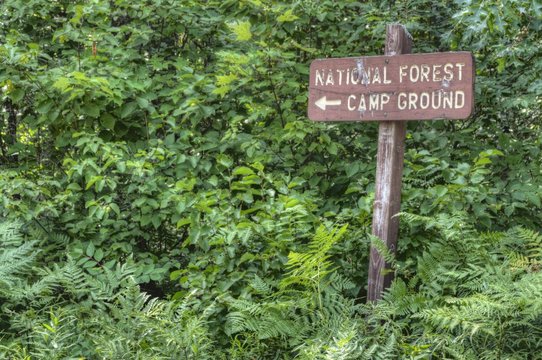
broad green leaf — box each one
[101,114,116,130]
[120,102,138,118]
[277,9,298,22]
[85,176,103,190]
[176,218,191,228]
[233,166,254,176]
[9,88,24,102]
[109,203,121,216]
[217,154,233,168]
[86,242,95,257]
[229,21,252,41]
[136,97,149,109]
[94,248,104,262]
[53,77,71,91]
[82,104,100,118]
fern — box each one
[281,225,347,297]
[376,212,542,359]
[0,221,36,291]
[0,220,217,359]
[3,212,542,359]
[369,234,397,268]
[222,225,371,359]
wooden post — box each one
[367,24,412,302]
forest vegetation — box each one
[1,0,542,358]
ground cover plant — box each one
[1,0,541,358]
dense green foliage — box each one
[1,0,541,358]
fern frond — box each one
[281,225,347,290]
[512,227,542,260]
[0,220,24,247]
[250,275,274,295]
[369,234,396,266]
[0,241,37,289]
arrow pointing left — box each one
[315,96,342,111]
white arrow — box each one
[315,96,342,110]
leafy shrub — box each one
[1,0,542,358]
[0,220,216,359]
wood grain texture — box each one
[366,24,411,302]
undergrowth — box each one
[1,214,541,359]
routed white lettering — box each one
[348,95,356,111]
[442,91,453,109]
[399,65,408,83]
[456,63,465,80]
[395,90,466,111]
[315,70,324,86]
[347,93,391,111]
[432,65,442,81]
[365,68,371,84]
[372,67,381,84]
[398,93,407,109]
[443,63,454,81]
[337,69,345,85]
[357,95,366,111]
[409,65,420,83]
[408,93,418,109]
[420,92,430,109]
[325,70,335,86]
[369,94,379,110]
[421,65,430,82]
[455,90,465,108]
[383,66,391,84]
[351,68,359,84]
[431,91,442,109]
[380,93,390,110]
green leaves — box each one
[277,9,299,23]
[2,0,542,357]
[232,166,254,176]
[0,220,212,359]
[228,21,252,41]
[86,241,95,257]
[390,212,542,358]
[120,102,137,119]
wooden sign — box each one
[307,24,476,302]
[308,52,474,121]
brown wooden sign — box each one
[308,52,474,121]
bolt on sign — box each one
[308,52,474,121]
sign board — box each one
[308,52,474,121]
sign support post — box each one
[367,25,412,302]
